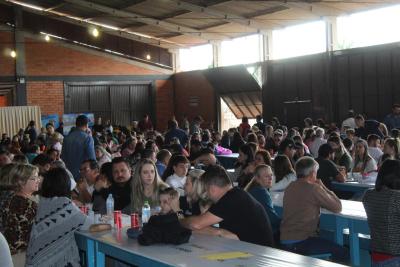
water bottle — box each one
[106,194,114,216]
[141,201,151,225]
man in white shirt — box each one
[367,134,383,164]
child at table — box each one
[159,187,183,218]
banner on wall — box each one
[62,113,94,135]
[41,114,60,129]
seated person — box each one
[31,154,52,176]
[73,159,99,203]
[180,169,206,217]
[367,134,383,164]
[180,165,274,246]
[244,165,281,236]
[163,155,190,195]
[93,157,132,213]
[316,144,345,189]
[155,149,172,177]
[271,155,296,192]
[280,156,348,263]
[159,187,181,216]
[192,148,217,168]
[352,139,378,178]
[363,159,400,266]
[3,164,39,257]
[26,168,110,267]
[130,159,169,213]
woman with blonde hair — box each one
[245,165,280,236]
[130,159,169,213]
[180,169,207,216]
[2,164,39,266]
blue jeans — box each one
[373,257,400,267]
[281,237,349,263]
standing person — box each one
[138,114,154,133]
[61,115,95,181]
[190,116,203,135]
[280,157,348,263]
[384,104,400,131]
[355,115,388,140]
[25,120,37,145]
[164,120,189,148]
[239,117,251,138]
[363,159,400,266]
[180,165,274,247]
[254,115,267,135]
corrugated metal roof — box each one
[3,0,398,48]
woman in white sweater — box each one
[271,154,297,192]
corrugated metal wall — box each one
[263,42,400,127]
[263,53,330,127]
[65,82,152,126]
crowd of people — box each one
[0,104,400,266]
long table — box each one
[76,230,347,267]
[331,181,374,194]
[271,192,370,267]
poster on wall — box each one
[41,114,60,129]
[62,113,94,135]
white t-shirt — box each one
[166,174,186,196]
[342,117,356,130]
[271,172,297,192]
[309,137,327,158]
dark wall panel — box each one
[264,42,400,128]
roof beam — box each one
[63,0,229,42]
[165,0,284,32]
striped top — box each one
[363,188,400,255]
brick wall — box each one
[155,79,174,131]
[173,71,216,128]
[25,38,165,76]
[26,81,64,116]
[0,31,15,76]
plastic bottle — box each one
[106,194,114,216]
[141,201,151,225]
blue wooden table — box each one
[76,230,347,267]
[272,192,370,267]
[331,181,374,194]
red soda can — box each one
[80,206,88,215]
[114,211,122,228]
[131,213,139,228]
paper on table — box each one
[200,251,253,261]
